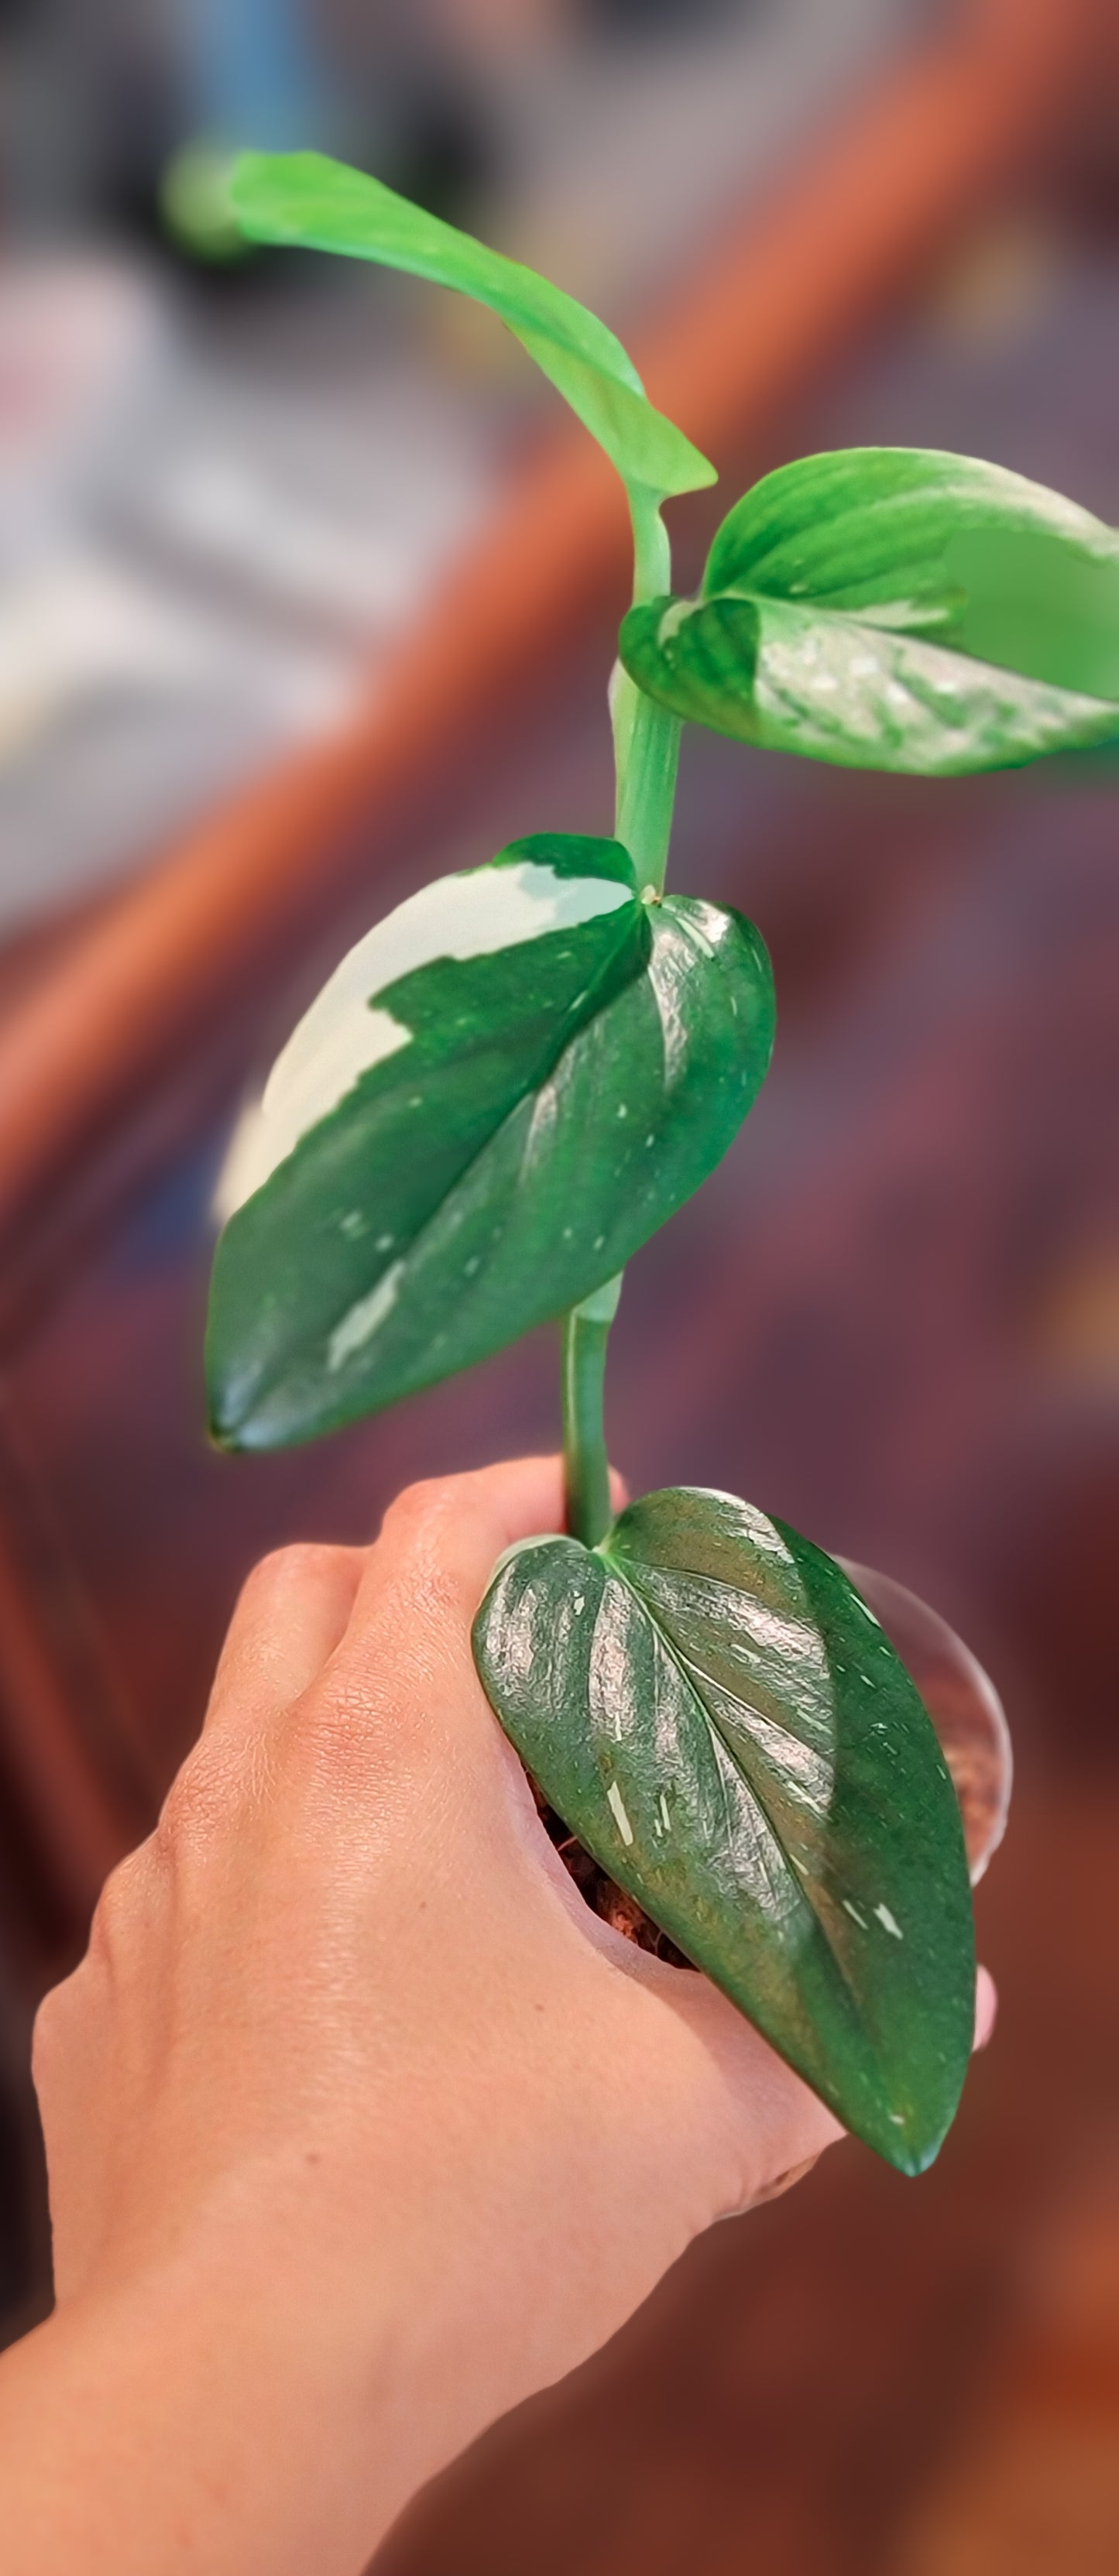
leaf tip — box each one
[205,1386,245,1455]
[667,447,719,499]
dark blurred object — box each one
[0,1395,149,1957]
[0,0,338,245]
[586,0,744,32]
[0,1953,49,2355]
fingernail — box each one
[973,1964,997,2050]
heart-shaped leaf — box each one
[474,1487,975,2173]
[620,448,1119,773]
[208,839,774,1449]
[230,152,715,506]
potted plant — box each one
[206,150,1117,2176]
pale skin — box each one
[0,1456,996,2575]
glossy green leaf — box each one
[704,448,1119,689]
[230,151,715,504]
[620,448,1119,773]
[208,837,774,1449]
[474,1487,976,2172]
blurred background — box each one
[0,1,1117,2568]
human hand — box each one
[13,1458,994,2576]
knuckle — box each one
[83,1844,150,1971]
[239,1540,346,1613]
[31,1979,68,2086]
[154,1744,230,1855]
[383,1477,455,1545]
[287,1676,376,1780]
[400,1559,469,1658]
[276,1538,348,1584]
[286,1668,428,1809]
[379,1483,474,1635]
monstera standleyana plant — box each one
[207,151,1117,2175]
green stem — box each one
[610,485,681,897]
[611,671,681,897]
[561,485,679,1542]
[561,1276,620,1546]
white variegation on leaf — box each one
[207,835,774,1449]
[215,857,633,1222]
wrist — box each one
[0,2212,439,2576]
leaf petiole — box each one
[561,1274,621,1547]
[565,489,681,1530]
[610,486,680,897]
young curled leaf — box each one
[474,1487,976,2173]
[620,448,1119,773]
[208,838,774,1449]
[230,151,715,506]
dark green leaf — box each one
[230,152,715,505]
[620,448,1119,773]
[208,838,774,1449]
[474,1487,975,2173]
